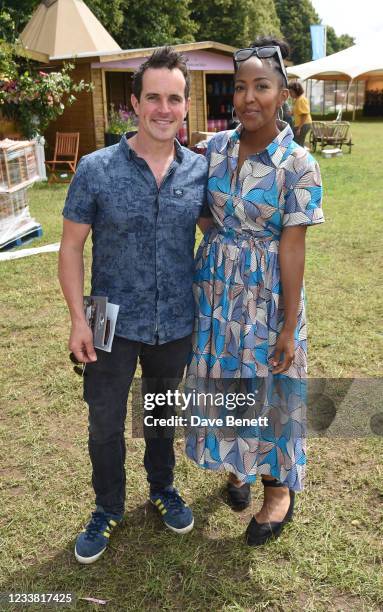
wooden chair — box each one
[45,132,80,183]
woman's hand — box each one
[270,327,295,374]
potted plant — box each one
[105,104,138,146]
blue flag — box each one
[310,24,327,60]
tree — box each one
[84,0,124,41]
[275,0,320,64]
[117,0,196,49]
[0,1,32,38]
[275,0,354,64]
[326,26,354,55]
[190,0,281,48]
[190,0,249,47]
[336,33,354,51]
[244,0,282,45]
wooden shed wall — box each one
[44,63,99,159]
[44,65,209,156]
[91,68,106,150]
[188,71,207,139]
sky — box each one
[311,0,383,44]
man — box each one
[58,47,210,564]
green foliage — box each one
[0,63,93,138]
[0,39,18,79]
[0,8,15,41]
[275,0,320,64]
[191,0,281,47]
[336,33,355,51]
[326,26,355,55]
[275,0,354,64]
[244,0,282,44]
[0,1,39,41]
[117,0,196,49]
[191,0,244,47]
[81,0,124,41]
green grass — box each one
[0,122,382,611]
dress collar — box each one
[223,121,294,168]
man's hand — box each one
[270,328,295,374]
[69,319,97,363]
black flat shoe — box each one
[226,481,251,511]
[245,477,295,546]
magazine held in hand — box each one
[83,296,119,352]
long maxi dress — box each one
[185,122,324,491]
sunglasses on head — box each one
[69,352,86,377]
[233,46,288,86]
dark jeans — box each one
[83,334,191,515]
[294,123,312,147]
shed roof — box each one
[19,0,121,61]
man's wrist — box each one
[70,313,87,326]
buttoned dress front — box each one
[186,122,324,490]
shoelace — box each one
[158,490,186,515]
[84,512,110,541]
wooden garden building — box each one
[20,0,237,157]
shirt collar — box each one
[224,121,294,168]
[119,133,184,163]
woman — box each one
[288,81,312,146]
[186,38,324,545]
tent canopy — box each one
[287,39,383,82]
[20,0,121,61]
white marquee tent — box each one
[287,38,383,82]
[286,38,383,118]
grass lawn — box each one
[0,121,382,611]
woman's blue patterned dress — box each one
[185,122,324,491]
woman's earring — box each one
[277,106,284,122]
[231,106,238,123]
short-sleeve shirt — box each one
[205,121,324,239]
[63,136,209,344]
[293,95,312,126]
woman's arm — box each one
[271,225,307,374]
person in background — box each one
[288,81,312,146]
[282,99,293,128]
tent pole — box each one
[344,78,354,121]
[352,81,358,121]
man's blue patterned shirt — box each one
[63,136,209,344]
